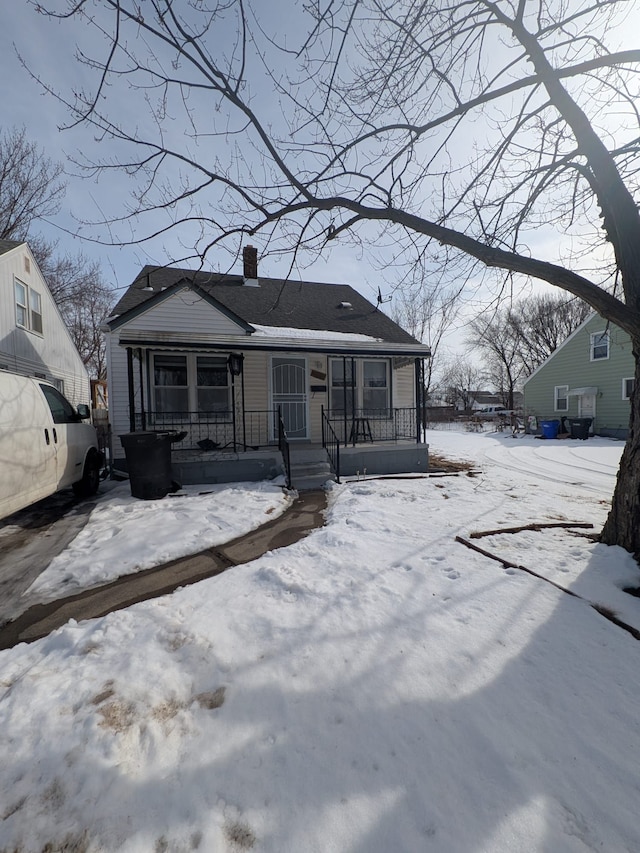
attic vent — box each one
[24,256,30,274]
[338,301,353,309]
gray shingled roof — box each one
[0,239,23,256]
[109,265,420,346]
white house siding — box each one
[105,333,138,442]
[523,315,634,437]
[0,244,90,408]
[124,287,249,336]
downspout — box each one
[127,347,135,432]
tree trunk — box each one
[600,344,640,558]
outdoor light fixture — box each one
[228,353,244,376]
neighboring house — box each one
[0,239,90,408]
[523,313,634,439]
[104,247,431,485]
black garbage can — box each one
[569,418,593,440]
[119,431,177,500]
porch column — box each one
[126,347,135,432]
[138,348,147,431]
[414,357,424,444]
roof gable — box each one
[109,265,422,346]
[108,280,254,334]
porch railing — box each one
[134,409,279,451]
[325,407,419,445]
[321,406,341,483]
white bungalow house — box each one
[104,247,431,487]
[0,239,90,408]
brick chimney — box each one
[242,244,259,284]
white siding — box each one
[0,244,90,408]
[124,287,248,335]
[106,332,138,442]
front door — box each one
[578,393,596,431]
[272,357,308,439]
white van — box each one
[0,370,103,520]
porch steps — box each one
[288,447,336,491]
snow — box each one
[2,428,640,852]
[25,480,292,605]
[250,323,382,342]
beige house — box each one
[104,248,431,487]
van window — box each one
[39,384,78,424]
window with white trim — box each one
[154,354,189,413]
[622,378,635,400]
[329,358,391,415]
[14,278,43,334]
[196,356,230,416]
[152,353,230,417]
[330,358,355,415]
[554,385,569,412]
[363,360,390,414]
[590,331,609,361]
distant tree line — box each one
[433,293,591,410]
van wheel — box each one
[73,451,101,498]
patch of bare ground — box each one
[224,821,255,850]
[194,686,226,710]
[429,453,476,474]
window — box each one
[329,358,390,415]
[30,290,43,334]
[154,355,188,413]
[363,360,390,414]
[622,378,635,400]
[14,278,43,334]
[15,279,41,332]
[196,356,230,416]
[39,384,78,424]
[152,353,230,416]
[15,280,28,328]
[330,358,355,414]
[554,385,569,412]
[590,331,609,361]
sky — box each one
[0,3,396,303]
[2,2,637,359]
[1,427,640,851]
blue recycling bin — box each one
[540,419,560,439]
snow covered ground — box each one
[1,428,640,852]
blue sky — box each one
[1,4,396,306]
[2,2,635,356]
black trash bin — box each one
[569,418,592,440]
[119,431,182,500]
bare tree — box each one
[437,356,487,413]
[31,240,112,378]
[392,269,464,398]
[511,294,592,375]
[28,1,640,553]
[0,126,65,240]
[469,309,526,410]
[0,128,113,378]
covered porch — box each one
[118,341,429,488]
